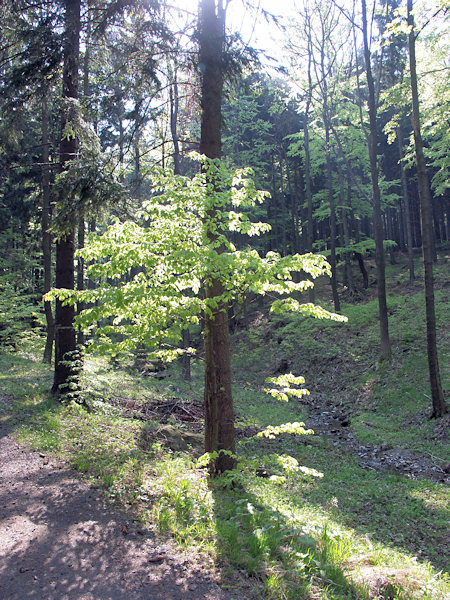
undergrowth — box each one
[0,251,449,600]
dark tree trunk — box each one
[87,218,96,290]
[118,116,124,169]
[41,92,55,364]
[133,94,142,196]
[387,209,396,265]
[398,131,415,283]
[304,27,314,260]
[76,218,85,347]
[437,198,446,242]
[199,0,236,473]
[53,0,81,394]
[293,162,304,253]
[355,252,369,289]
[303,31,315,302]
[432,197,441,245]
[279,159,288,256]
[408,0,446,417]
[285,157,300,254]
[324,116,340,311]
[270,156,281,252]
[169,74,181,175]
[444,197,450,241]
[339,168,354,292]
[361,0,391,361]
[316,11,339,312]
[76,5,92,349]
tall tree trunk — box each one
[407,0,446,417]
[76,219,85,346]
[170,69,191,381]
[361,0,391,361]
[398,131,415,283]
[387,208,396,265]
[52,0,81,394]
[270,155,280,251]
[339,167,354,293]
[316,8,339,312]
[324,115,340,311]
[304,21,314,260]
[118,111,124,179]
[285,156,300,253]
[437,198,446,242]
[199,0,236,473]
[279,157,288,256]
[41,91,55,364]
[444,199,450,241]
[303,35,315,302]
[76,0,92,349]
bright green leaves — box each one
[263,373,310,403]
[270,300,348,322]
[50,156,344,359]
[256,423,314,439]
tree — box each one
[57,158,343,469]
[198,0,236,473]
[302,12,316,301]
[0,1,64,360]
[361,0,391,361]
[52,0,81,395]
[312,0,342,312]
[407,0,446,417]
[41,90,55,363]
[168,61,192,380]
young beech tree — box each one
[52,157,346,472]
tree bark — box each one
[199,0,236,473]
[76,0,92,349]
[361,0,391,361]
[169,68,191,381]
[304,19,314,262]
[41,91,55,364]
[303,61,315,303]
[314,4,339,311]
[407,0,446,417]
[52,0,81,395]
[324,113,340,311]
[398,131,415,283]
[76,218,85,347]
[339,167,354,292]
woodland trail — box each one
[0,418,235,600]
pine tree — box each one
[199,0,236,473]
[52,0,81,395]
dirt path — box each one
[0,424,235,600]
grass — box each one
[1,250,449,600]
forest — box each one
[0,0,448,599]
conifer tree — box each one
[198,0,236,473]
[52,0,81,395]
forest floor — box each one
[0,394,237,600]
[0,249,449,600]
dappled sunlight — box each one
[0,433,223,600]
[2,325,448,599]
[224,472,449,599]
